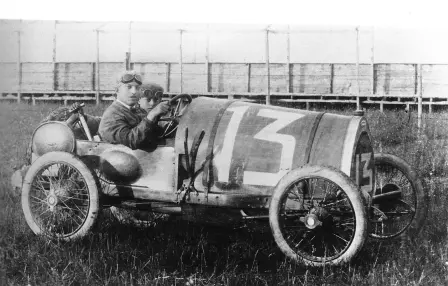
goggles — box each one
[143,89,163,101]
[120,73,142,85]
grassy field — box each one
[1,101,448,285]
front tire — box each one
[269,165,368,267]
[21,151,100,241]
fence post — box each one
[417,64,423,129]
[165,63,170,93]
[52,21,57,92]
[330,64,334,94]
[370,26,375,100]
[265,28,271,105]
[126,21,132,70]
[247,63,251,93]
[355,26,361,111]
[205,25,210,93]
[179,29,183,94]
[125,52,131,71]
[286,26,291,98]
[16,30,22,103]
[95,29,100,105]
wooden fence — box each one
[1,61,447,109]
[1,25,448,125]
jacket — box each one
[98,101,160,149]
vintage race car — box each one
[16,94,428,267]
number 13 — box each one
[215,106,304,186]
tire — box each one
[269,165,368,267]
[21,151,100,241]
[369,153,428,240]
[109,206,170,228]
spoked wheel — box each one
[110,206,170,228]
[269,165,367,267]
[369,153,428,240]
[21,151,100,241]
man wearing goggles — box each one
[98,70,170,149]
[138,83,164,112]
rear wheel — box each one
[269,165,367,267]
[21,151,100,241]
[369,153,428,239]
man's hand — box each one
[65,112,79,128]
[146,101,170,121]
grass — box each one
[1,101,448,285]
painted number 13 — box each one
[215,106,304,186]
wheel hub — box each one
[300,207,329,229]
[47,194,58,211]
[47,195,56,205]
[302,213,322,229]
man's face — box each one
[139,96,160,112]
[116,82,141,106]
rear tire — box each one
[269,165,367,267]
[369,153,428,239]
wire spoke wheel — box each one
[269,165,367,267]
[282,178,356,260]
[369,153,428,240]
[22,151,100,241]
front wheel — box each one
[269,165,368,267]
[369,153,428,239]
[21,151,100,241]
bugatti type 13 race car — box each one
[16,94,428,267]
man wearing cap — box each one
[98,70,170,149]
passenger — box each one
[98,70,170,149]
[138,83,165,113]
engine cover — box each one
[32,121,76,156]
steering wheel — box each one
[159,93,192,137]
[64,102,94,141]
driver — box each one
[98,70,170,149]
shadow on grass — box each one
[70,208,441,279]
[84,211,285,275]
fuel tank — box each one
[175,97,374,196]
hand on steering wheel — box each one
[159,94,192,138]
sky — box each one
[1,0,447,28]
[1,1,448,64]
[1,0,448,95]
